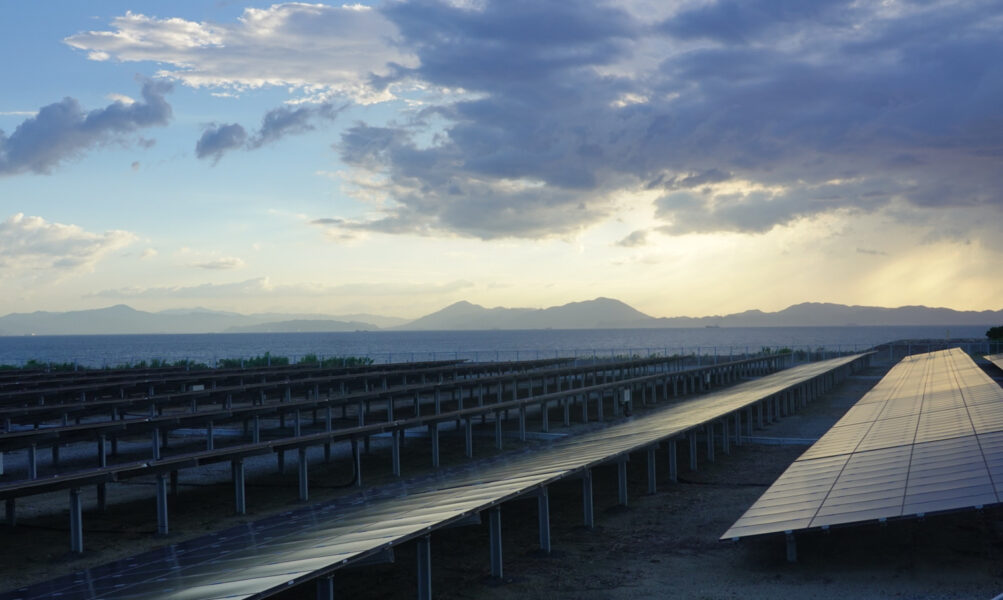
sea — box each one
[0,325,996,369]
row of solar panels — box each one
[2,354,871,600]
[723,348,1003,540]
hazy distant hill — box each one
[397,299,1003,330]
[397,298,654,330]
[224,319,378,333]
[0,305,390,336]
[1,300,1000,336]
[654,302,1003,328]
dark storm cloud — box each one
[196,103,342,163]
[328,0,1003,239]
[0,81,171,176]
[195,123,247,164]
[249,103,344,149]
[661,0,852,44]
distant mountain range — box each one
[0,299,1000,336]
[0,305,401,336]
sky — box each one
[0,0,1001,320]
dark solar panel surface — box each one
[723,348,1003,541]
[4,355,865,600]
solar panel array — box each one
[723,347,1003,540]
[4,354,868,600]
[986,353,1003,372]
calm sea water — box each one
[0,326,994,368]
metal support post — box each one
[494,413,503,450]
[5,498,14,528]
[156,474,169,536]
[392,429,401,476]
[721,419,730,454]
[298,447,309,501]
[582,469,595,530]
[28,444,37,480]
[316,576,334,600]
[353,439,362,488]
[430,423,440,467]
[69,488,83,554]
[786,531,797,563]
[233,459,246,515]
[618,460,629,506]
[706,423,715,462]
[464,417,473,458]
[668,439,678,483]
[489,506,503,579]
[417,535,432,600]
[646,447,657,494]
[688,430,698,471]
[538,487,551,554]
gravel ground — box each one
[4,361,1003,599]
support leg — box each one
[392,429,401,477]
[537,487,551,554]
[618,460,629,506]
[668,439,678,483]
[233,459,246,515]
[316,576,334,600]
[706,423,715,462]
[646,447,657,494]
[298,447,309,501]
[417,535,432,600]
[156,474,169,536]
[489,506,503,579]
[69,488,83,554]
[582,469,594,530]
[688,430,698,471]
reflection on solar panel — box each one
[986,353,1003,372]
[4,354,868,600]
[723,348,1003,543]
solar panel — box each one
[723,348,1003,542]
[4,354,868,600]
[986,353,1003,373]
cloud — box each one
[64,5,417,103]
[195,123,247,163]
[196,103,343,163]
[0,213,136,271]
[190,256,245,270]
[321,0,1002,241]
[615,230,648,248]
[249,103,343,148]
[64,1,1003,242]
[90,277,474,299]
[0,81,172,176]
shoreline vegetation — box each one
[0,352,375,372]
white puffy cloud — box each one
[64,5,418,103]
[0,213,136,271]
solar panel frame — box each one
[723,348,1003,542]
